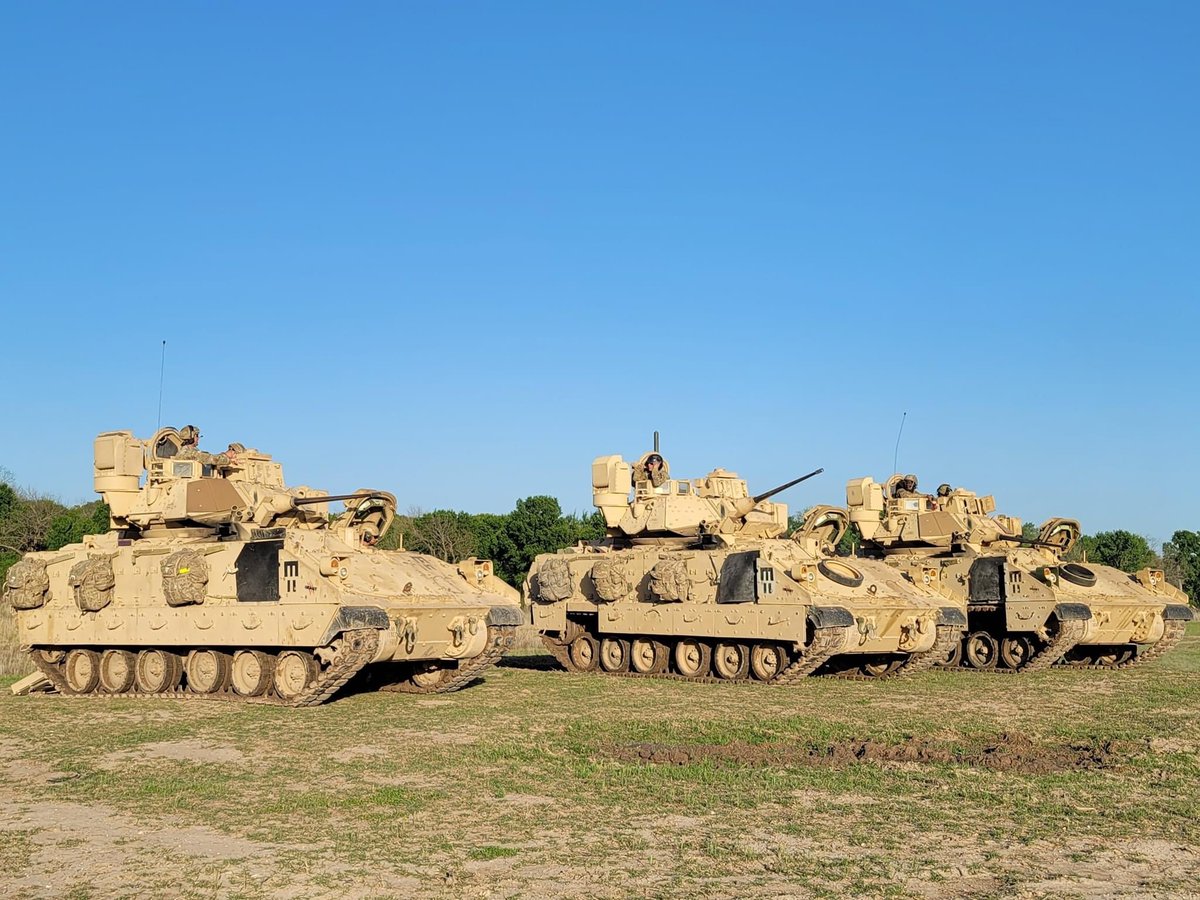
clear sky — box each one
[1,2,1196,544]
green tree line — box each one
[380,497,605,586]
[0,478,110,584]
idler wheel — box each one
[630,638,669,674]
[817,559,864,588]
[186,649,232,694]
[39,649,66,665]
[64,649,101,694]
[713,643,750,680]
[136,649,183,693]
[599,638,631,673]
[231,650,275,696]
[274,651,319,701]
[749,643,788,681]
[568,634,599,672]
[1000,636,1034,670]
[1059,563,1097,588]
[964,631,999,670]
[673,639,712,678]
[99,649,137,694]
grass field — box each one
[1,626,1199,899]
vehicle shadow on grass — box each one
[496,652,561,672]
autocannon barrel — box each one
[751,468,825,504]
[291,492,390,507]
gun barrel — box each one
[752,468,825,504]
[291,491,389,507]
[987,533,1055,548]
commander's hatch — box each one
[792,505,849,552]
[148,427,186,484]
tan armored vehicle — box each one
[526,450,967,682]
[2,427,522,705]
[847,474,1194,671]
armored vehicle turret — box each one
[526,450,967,683]
[3,427,523,704]
[847,474,1194,671]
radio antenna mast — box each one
[156,340,167,430]
[892,411,907,475]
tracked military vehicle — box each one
[2,427,523,705]
[847,475,1194,672]
[526,450,966,682]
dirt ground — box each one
[1,626,1199,898]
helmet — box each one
[179,425,200,444]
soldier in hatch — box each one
[894,474,922,498]
[633,453,671,494]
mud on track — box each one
[607,731,1118,774]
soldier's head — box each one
[936,483,951,497]
[646,454,663,472]
[179,425,200,447]
[902,474,918,492]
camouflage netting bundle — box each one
[650,558,691,602]
[69,557,116,612]
[4,558,51,610]
[590,558,632,603]
[536,558,574,603]
[161,549,209,607]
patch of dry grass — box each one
[0,626,1198,898]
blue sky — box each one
[1,2,1196,543]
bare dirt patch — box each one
[99,739,248,770]
[607,731,1117,774]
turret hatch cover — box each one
[793,505,849,549]
[1036,518,1081,554]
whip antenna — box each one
[156,340,167,430]
[892,411,907,475]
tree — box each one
[45,502,111,551]
[1163,530,1200,604]
[498,496,576,585]
[1081,530,1154,573]
[404,510,478,562]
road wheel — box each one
[568,634,599,672]
[964,632,999,670]
[1000,636,1034,670]
[938,639,964,668]
[99,649,137,694]
[274,651,318,701]
[630,638,669,674]
[673,639,712,678]
[749,643,788,681]
[411,665,450,689]
[599,638,631,673]
[136,649,183,693]
[64,649,100,693]
[713,643,750,680]
[231,650,274,696]
[186,649,233,694]
[860,658,904,678]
